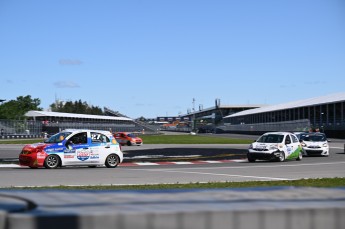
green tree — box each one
[0,95,42,120]
[49,100,104,115]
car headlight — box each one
[322,143,328,147]
[249,144,253,149]
[301,142,306,147]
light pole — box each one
[192,98,196,132]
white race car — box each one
[248,132,302,162]
[300,133,329,156]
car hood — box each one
[22,143,52,152]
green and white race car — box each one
[248,132,303,162]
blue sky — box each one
[1,0,344,118]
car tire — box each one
[247,154,256,162]
[248,157,256,163]
[105,154,120,168]
[44,155,60,169]
[296,151,302,161]
[278,152,285,162]
[127,141,132,146]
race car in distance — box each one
[247,132,302,162]
[19,129,123,169]
[113,132,143,146]
[299,132,329,156]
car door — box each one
[285,134,300,159]
[90,132,112,163]
[64,131,91,165]
[284,134,295,157]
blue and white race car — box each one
[19,129,123,169]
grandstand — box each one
[24,110,158,135]
[220,92,345,138]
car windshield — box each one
[127,133,136,137]
[297,133,308,140]
[44,132,72,143]
[303,134,327,142]
[257,134,284,143]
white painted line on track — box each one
[154,170,294,181]
[132,161,345,172]
[135,162,160,166]
[330,147,344,149]
[173,162,194,165]
[0,164,20,168]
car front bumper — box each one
[247,150,281,161]
[302,147,329,156]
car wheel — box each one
[44,155,60,169]
[105,154,120,168]
[127,141,132,146]
[278,152,285,162]
[247,155,256,162]
[296,151,302,161]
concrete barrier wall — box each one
[1,188,345,229]
[5,207,345,229]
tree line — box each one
[0,95,104,120]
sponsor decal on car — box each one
[77,150,90,161]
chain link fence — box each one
[0,119,42,136]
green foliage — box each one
[0,95,42,120]
[5,178,345,190]
[50,99,104,115]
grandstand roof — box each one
[225,92,345,118]
[25,110,133,121]
[180,104,264,117]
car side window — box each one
[91,132,110,143]
[285,135,292,144]
[291,135,298,143]
[68,132,88,145]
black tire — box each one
[278,152,285,162]
[296,151,302,161]
[127,141,132,146]
[44,155,60,169]
[247,154,256,162]
[105,154,120,168]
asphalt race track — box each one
[0,138,344,188]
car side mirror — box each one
[327,139,331,142]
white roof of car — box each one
[262,132,292,135]
[63,129,112,134]
[25,110,133,121]
[225,92,345,118]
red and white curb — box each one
[0,159,247,168]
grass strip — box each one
[0,139,44,144]
[3,178,345,190]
